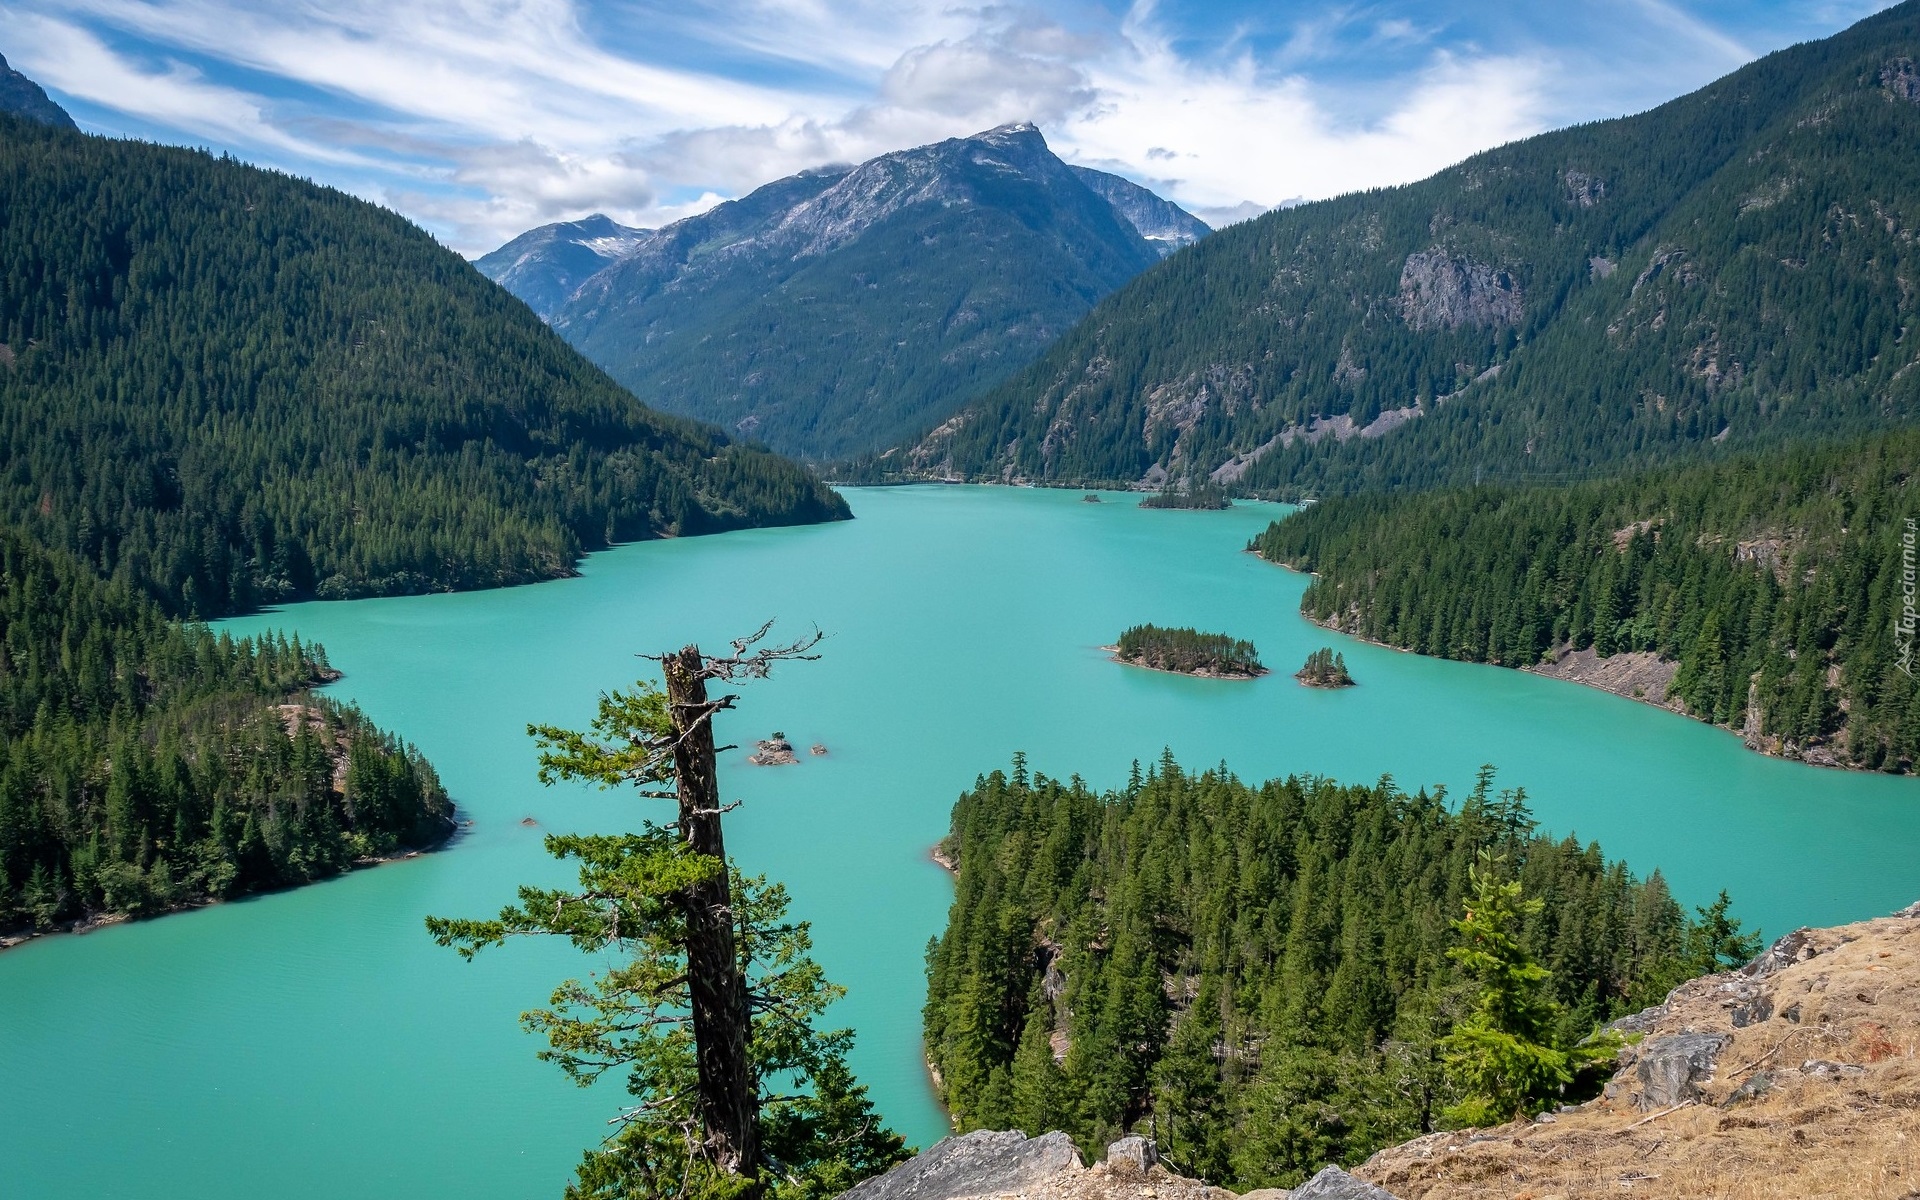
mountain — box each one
[0,113,847,618]
[0,52,74,128]
[473,213,651,320]
[483,125,1207,460]
[907,3,1920,493]
[1067,166,1210,256]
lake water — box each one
[3,485,1917,1199]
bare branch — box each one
[694,623,827,682]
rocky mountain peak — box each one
[971,121,1045,145]
[472,212,653,319]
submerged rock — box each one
[748,731,800,766]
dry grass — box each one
[1356,909,1920,1200]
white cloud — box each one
[1056,33,1550,214]
[3,0,1848,253]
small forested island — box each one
[1296,645,1355,687]
[1139,483,1231,510]
[1112,624,1264,677]
[1081,493,1102,503]
[0,527,453,942]
[924,758,1760,1191]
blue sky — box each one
[0,1,1902,253]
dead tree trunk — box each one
[662,644,762,1187]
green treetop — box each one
[1440,852,1621,1127]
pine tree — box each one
[1439,853,1618,1126]
[427,631,905,1200]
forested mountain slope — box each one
[924,757,1742,1189]
[522,125,1204,460]
[0,526,452,936]
[1253,429,1920,772]
[0,114,846,618]
[909,2,1920,493]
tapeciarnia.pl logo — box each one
[1899,517,1917,678]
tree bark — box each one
[662,645,762,1188]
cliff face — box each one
[854,901,1920,1200]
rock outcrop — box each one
[1630,1032,1732,1108]
[1397,249,1524,331]
[841,1133,1244,1200]
[1292,1167,1402,1199]
[842,1131,1084,1200]
[1883,56,1920,103]
[0,53,76,129]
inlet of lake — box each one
[3,484,1917,1199]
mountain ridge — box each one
[0,52,75,129]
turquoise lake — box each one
[2,484,1918,1199]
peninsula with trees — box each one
[1253,429,1920,772]
[0,527,453,942]
[1111,625,1265,678]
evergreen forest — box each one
[906,3,1920,497]
[1253,429,1920,771]
[0,114,846,619]
[923,757,1751,1189]
[0,525,452,934]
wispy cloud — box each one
[4,10,366,163]
[0,0,1881,254]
